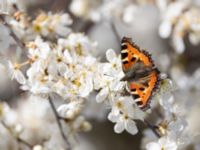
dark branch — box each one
[110,21,121,44]
[0,14,26,51]
[16,137,33,148]
[48,95,71,150]
[1,120,33,149]
[144,119,161,138]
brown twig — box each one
[16,137,33,148]
[143,119,161,138]
[1,120,33,149]
[79,20,95,33]
[110,20,121,44]
[48,95,71,150]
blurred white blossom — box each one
[70,0,90,18]
[146,136,178,150]
[57,100,83,119]
[158,0,200,53]
[0,0,18,14]
[33,145,44,150]
[32,12,72,38]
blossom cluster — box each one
[143,79,190,150]
[70,0,200,53]
[158,0,200,53]
[69,0,138,23]
[8,16,144,137]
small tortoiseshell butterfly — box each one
[121,37,160,111]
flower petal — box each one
[146,142,161,150]
[173,36,185,53]
[108,111,119,122]
[114,121,124,134]
[159,21,172,38]
[159,137,177,150]
[106,49,116,63]
[96,87,109,103]
[125,119,138,135]
[58,63,67,76]
[15,70,26,84]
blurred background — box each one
[1,0,200,150]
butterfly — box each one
[120,37,160,111]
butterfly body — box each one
[121,37,160,110]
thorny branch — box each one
[0,120,33,149]
[48,95,71,150]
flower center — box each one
[116,101,123,109]
[72,78,81,87]
[57,57,62,63]
[123,114,129,120]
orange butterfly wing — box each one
[121,37,160,110]
[129,69,160,110]
[121,37,153,73]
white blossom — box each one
[108,111,138,135]
[32,12,72,38]
[122,5,138,24]
[57,100,83,119]
[8,61,26,84]
[158,0,200,53]
[33,145,44,150]
[0,102,18,126]
[107,95,144,135]
[159,0,190,39]
[72,116,92,132]
[146,136,178,150]
[0,0,18,14]
[95,49,125,103]
[70,0,89,18]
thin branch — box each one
[48,95,71,150]
[0,14,26,51]
[110,20,121,44]
[59,116,70,122]
[144,119,161,138]
[16,137,33,148]
[1,120,33,149]
[79,20,95,33]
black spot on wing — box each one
[123,61,129,64]
[121,44,127,49]
[131,57,136,62]
[139,87,145,91]
[121,52,128,59]
[131,88,136,92]
[133,94,140,99]
[136,101,143,106]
